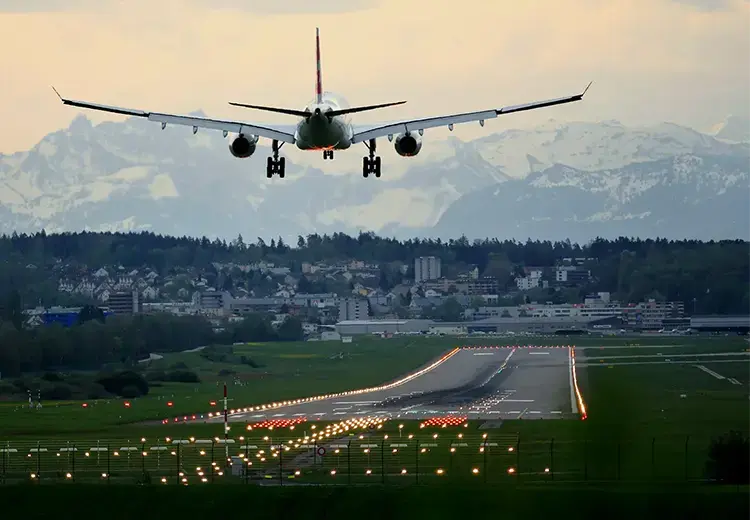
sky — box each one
[0,0,748,154]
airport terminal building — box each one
[690,315,750,334]
[335,316,622,336]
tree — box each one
[470,296,485,310]
[394,306,410,319]
[436,297,463,321]
[277,316,303,341]
[705,431,749,484]
[78,304,105,325]
[2,289,23,331]
[280,303,290,314]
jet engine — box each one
[228,134,259,158]
[394,131,422,157]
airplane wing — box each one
[52,88,296,144]
[351,83,592,144]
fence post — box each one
[483,438,488,484]
[381,439,385,485]
[36,441,41,482]
[684,435,690,481]
[515,437,521,484]
[2,442,6,485]
[177,443,182,484]
[141,441,146,479]
[616,441,621,481]
[550,438,555,481]
[245,442,249,485]
[72,444,76,482]
[209,442,213,484]
[583,438,588,481]
[651,437,655,480]
[415,441,419,485]
[347,441,352,485]
[107,444,111,484]
[278,442,283,486]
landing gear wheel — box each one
[266,139,286,178]
[362,139,381,179]
[323,150,334,160]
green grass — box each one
[1,334,747,486]
[0,336,454,437]
[1,483,747,520]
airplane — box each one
[54,28,592,180]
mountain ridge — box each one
[0,114,747,242]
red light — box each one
[250,418,307,429]
[167,401,173,407]
[124,402,131,408]
[209,401,217,406]
[419,416,467,428]
[81,403,88,408]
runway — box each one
[213,346,577,424]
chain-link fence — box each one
[0,433,729,485]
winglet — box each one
[51,86,63,101]
[581,81,593,97]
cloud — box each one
[671,0,745,10]
[0,0,748,155]
[0,0,379,13]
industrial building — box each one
[690,315,749,334]
[338,298,369,322]
[335,319,433,335]
[107,290,142,315]
[334,315,625,336]
[415,256,441,283]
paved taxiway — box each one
[213,346,576,423]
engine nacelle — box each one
[394,131,423,157]
[228,134,259,158]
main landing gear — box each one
[322,150,334,160]
[266,140,285,178]
[362,138,381,178]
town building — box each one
[415,256,441,283]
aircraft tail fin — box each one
[315,27,323,104]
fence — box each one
[0,432,731,486]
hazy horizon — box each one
[1,0,748,155]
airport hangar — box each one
[690,315,750,334]
[334,316,622,336]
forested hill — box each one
[0,231,748,314]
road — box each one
[213,346,576,424]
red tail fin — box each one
[315,27,323,104]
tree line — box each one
[0,310,304,378]
[0,231,747,314]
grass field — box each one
[0,337,454,437]
[2,483,748,520]
[0,334,747,486]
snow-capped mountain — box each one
[0,113,747,242]
[708,115,750,143]
[0,114,504,239]
[431,153,750,243]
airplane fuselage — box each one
[294,96,353,150]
